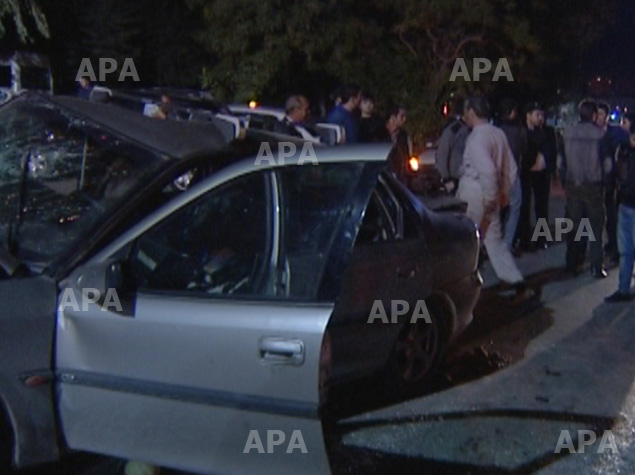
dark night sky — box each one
[3,1,635,99]
[583,0,635,94]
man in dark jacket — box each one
[497,98,523,251]
[606,123,635,301]
[517,102,550,251]
[436,98,468,192]
[562,100,606,277]
[326,84,362,144]
[597,102,629,263]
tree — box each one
[0,0,48,41]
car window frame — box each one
[122,169,278,302]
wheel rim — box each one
[394,317,440,383]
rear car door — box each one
[54,161,380,474]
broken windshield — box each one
[0,98,166,272]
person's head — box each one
[498,98,517,121]
[621,112,635,132]
[384,103,406,134]
[525,102,543,128]
[578,99,598,123]
[79,76,91,89]
[285,95,309,123]
[360,92,375,118]
[161,94,172,104]
[339,84,362,111]
[463,95,490,127]
[596,102,610,128]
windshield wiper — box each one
[0,243,29,278]
[5,150,31,273]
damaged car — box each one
[0,93,481,474]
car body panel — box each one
[57,295,333,474]
[0,276,59,466]
[327,174,481,384]
[55,153,390,473]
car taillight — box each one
[408,156,420,172]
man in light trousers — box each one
[457,96,531,300]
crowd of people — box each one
[77,76,635,303]
[436,94,635,303]
[286,84,412,180]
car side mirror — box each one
[74,259,124,304]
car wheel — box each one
[388,300,447,389]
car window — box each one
[0,100,165,269]
[276,163,365,300]
[356,191,395,245]
[129,172,273,298]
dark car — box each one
[0,94,481,474]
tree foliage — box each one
[190,0,615,138]
[0,0,48,41]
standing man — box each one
[562,100,606,277]
[380,104,410,182]
[497,99,523,252]
[436,98,468,193]
[358,92,384,143]
[457,96,530,300]
[597,102,629,263]
[606,122,635,302]
[518,102,550,251]
[326,84,362,144]
[77,76,93,99]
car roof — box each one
[238,141,393,167]
[42,94,229,159]
[228,104,286,120]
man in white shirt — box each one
[457,96,530,299]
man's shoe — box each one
[591,268,608,279]
[605,291,633,303]
[511,283,538,304]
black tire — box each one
[385,299,449,393]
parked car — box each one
[227,103,344,145]
[0,93,481,474]
[0,52,53,103]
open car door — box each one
[55,157,386,474]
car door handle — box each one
[259,338,305,366]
